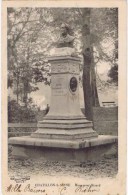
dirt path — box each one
[8,154,118,179]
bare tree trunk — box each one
[16,77,19,104]
[82,9,99,120]
[23,46,30,108]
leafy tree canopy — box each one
[7,7,118,105]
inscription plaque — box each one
[52,76,67,96]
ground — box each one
[8,152,118,179]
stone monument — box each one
[9,23,117,161]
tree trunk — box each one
[16,74,19,104]
[82,9,99,120]
[23,46,30,107]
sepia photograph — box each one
[1,1,127,195]
[8,6,118,178]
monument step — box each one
[31,128,98,140]
[38,119,91,124]
[32,128,96,135]
[37,123,93,129]
[44,115,87,120]
[31,133,98,140]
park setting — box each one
[7,7,118,179]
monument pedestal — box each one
[31,56,98,140]
[9,55,118,161]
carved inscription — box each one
[52,63,67,73]
[52,62,79,74]
[51,76,67,96]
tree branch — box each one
[13,8,33,45]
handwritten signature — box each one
[6,184,101,195]
[6,184,46,193]
[75,184,101,193]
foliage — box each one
[7,8,52,104]
[91,8,118,64]
[107,63,118,84]
[7,7,118,110]
[8,99,38,122]
[50,8,118,82]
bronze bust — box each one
[57,23,75,48]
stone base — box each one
[31,116,98,140]
[9,135,118,162]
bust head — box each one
[60,23,70,37]
[57,23,74,48]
